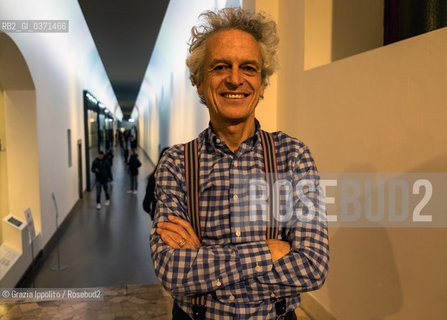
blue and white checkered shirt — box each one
[150,122,329,320]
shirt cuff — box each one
[235,241,273,279]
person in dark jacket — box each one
[130,135,138,150]
[143,147,169,220]
[106,148,114,167]
[127,148,141,194]
[91,150,112,209]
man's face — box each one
[98,153,104,160]
[197,29,264,126]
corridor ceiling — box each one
[78,0,170,120]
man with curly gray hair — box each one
[151,7,329,320]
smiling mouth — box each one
[220,93,249,99]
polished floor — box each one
[4,147,311,319]
[0,284,173,320]
[21,147,158,288]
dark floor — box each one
[7,147,311,320]
[21,147,157,288]
[0,284,173,320]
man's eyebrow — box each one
[209,59,261,67]
[208,59,230,66]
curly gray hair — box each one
[186,8,279,88]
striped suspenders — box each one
[184,131,281,320]
[184,138,206,320]
[259,130,280,240]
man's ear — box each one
[195,73,203,95]
[197,82,203,96]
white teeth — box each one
[223,93,245,99]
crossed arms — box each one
[149,147,329,300]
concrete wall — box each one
[305,0,383,70]
[0,0,117,252]
[267,0,447,319]
[242,0,278,132]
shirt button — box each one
[255,265,262,272]
[229,295,235,301]
[216,138,221,143]
[233,194,238,200]
[234,161,238,167]
[235,230,241,237]
[216,280,222,287]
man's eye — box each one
[241,65,258,75]
[213,65,228,71]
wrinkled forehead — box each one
[205,29,263,65]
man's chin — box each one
[219,114,255,126]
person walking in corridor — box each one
[127,148,141,194]
[150,8,329,320]
[91,150,111,210]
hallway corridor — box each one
[21,147,157,288]
[3,146,311,320]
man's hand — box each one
[156,216,201,249]
[266,239,291,263]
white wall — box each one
[0,0,117,248]
[136,0,218,163]
[259,0,447,319]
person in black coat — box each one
[127,148,141,194]
[130,135,138,150]
[91,150,112,209]
[143,147,169,220]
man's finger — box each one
[168,216,201,242]
[159,231,180,249]
[158,228,200,249]
[157,221,189,239]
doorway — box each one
[77,139,83,198]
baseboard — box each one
[301,293,338,320]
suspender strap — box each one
[259,131,288,319]
[259,130,280,240]
[184,132,282,319]
[184,139,206,319]
[185,139,202,240]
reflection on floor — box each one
[0,147,312,319]
[0,284,173,320]
[20,147,158,288]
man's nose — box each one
[225,67,243,87]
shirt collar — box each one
[204,119,262,155]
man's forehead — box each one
[205,29,262,61]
